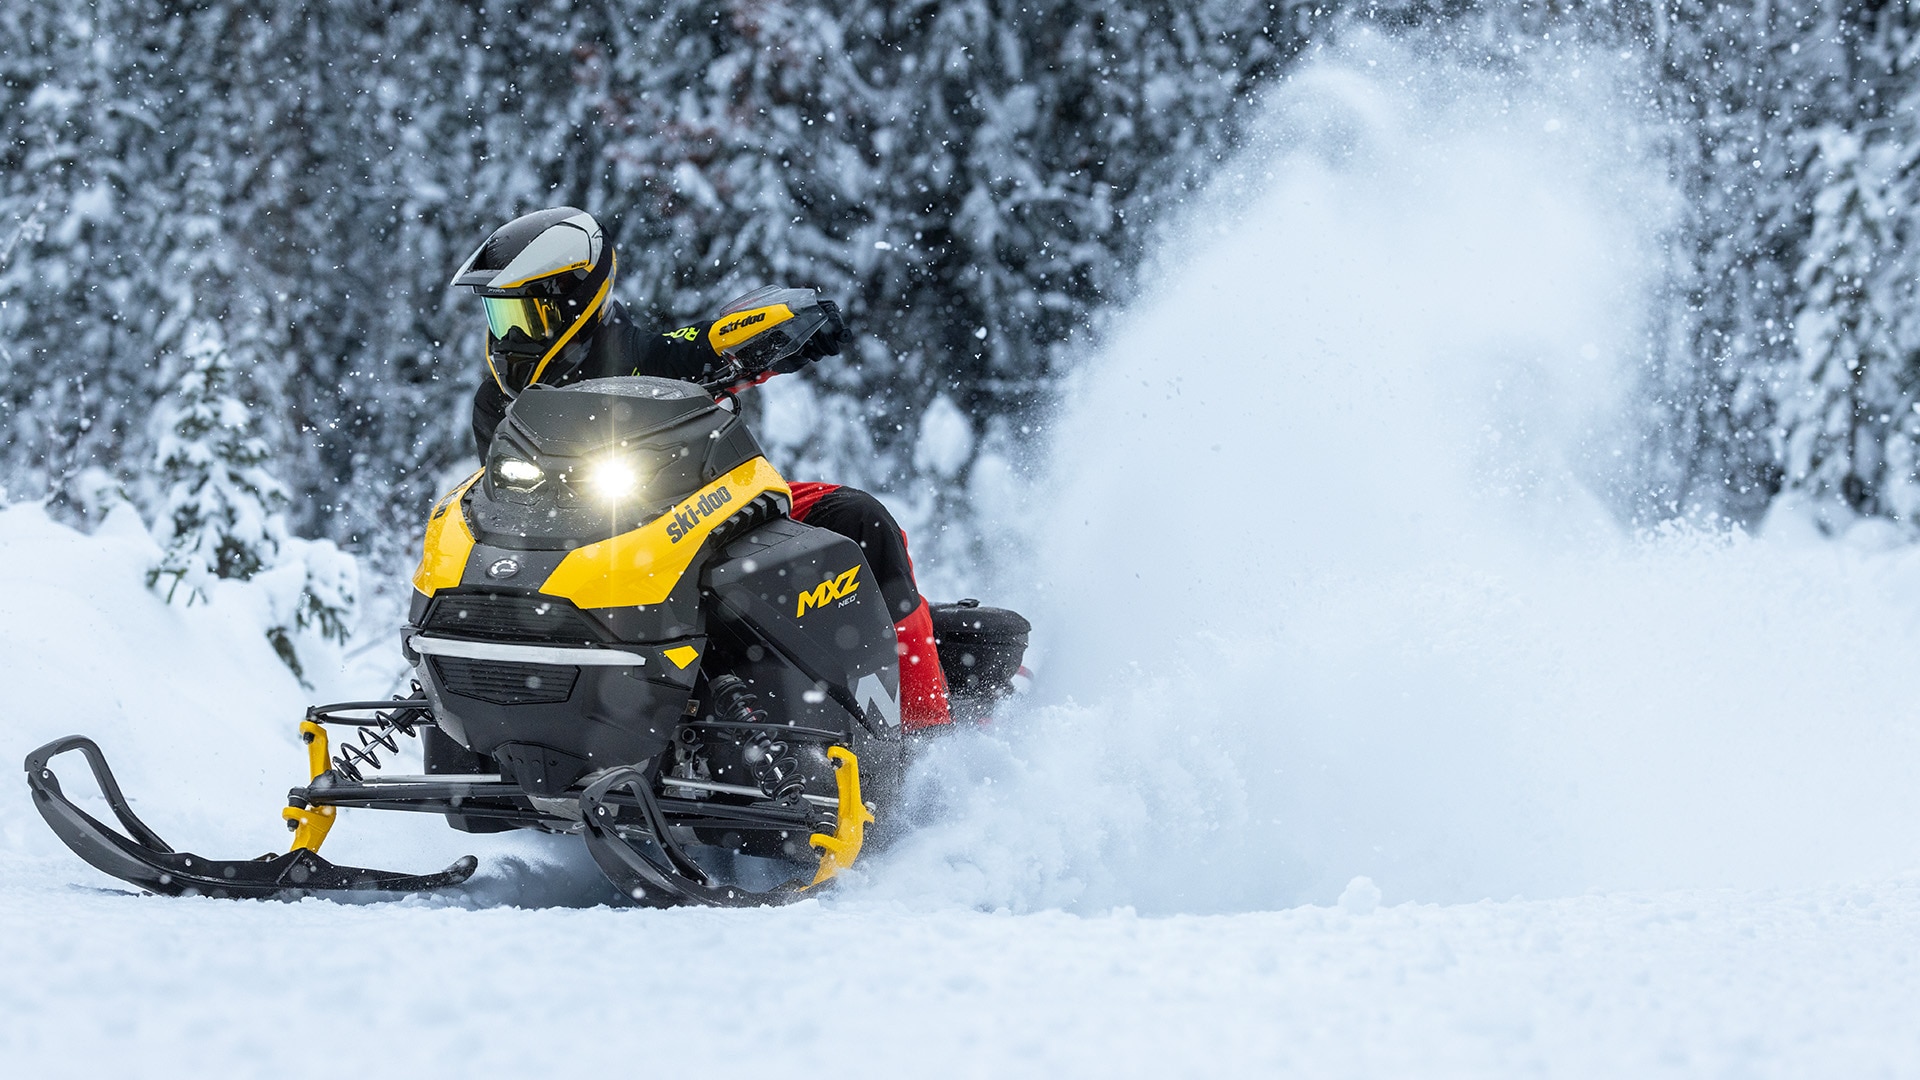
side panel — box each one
[703,519,902,734]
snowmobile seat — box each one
[930,600,1030,719]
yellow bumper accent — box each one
[806,746,875,888]
[663,645,699,669]
[284,720,336,853]
[539,457,790,609]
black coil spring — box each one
[709,674,803,802]
[331,698,426,782]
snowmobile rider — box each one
[451,206,951,731]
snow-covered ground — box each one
[7,853,1920,1077]
[8,41,1920,1077]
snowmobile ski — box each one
[25,736,476,899]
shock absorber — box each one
[330,698,427,782]
[708,675,803,802]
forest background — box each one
[3,0,1918,600]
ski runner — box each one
[450,206,952,731]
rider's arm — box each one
[625,319,721,381]
[619,293,851,393]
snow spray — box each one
[863,36,1920,913]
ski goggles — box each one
[482,295,560,342]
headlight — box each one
[494,456,544,490]
[585,456,641,502]
[498,458,543,484]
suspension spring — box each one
[709,675,803,802]
[330,695,427,782]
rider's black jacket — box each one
[471,299,714,457]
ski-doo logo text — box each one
[796,565,861,617]
[664,486,734,543]
[716,312,765,337]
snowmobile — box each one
[24,288,1031,905]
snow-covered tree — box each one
[27,0,1920,559]
[256,533,361,687]
[148,320,356,683]
[148,321,289,603]
[588,0,1311,567]
[1778,126,1917,516]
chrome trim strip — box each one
[409,634,646,667]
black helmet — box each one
[451,207,615,396]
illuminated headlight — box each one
[585,456,642,502]
[495,457,544,489]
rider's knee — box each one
[795,487,921,618]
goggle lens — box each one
[483,296,554,341]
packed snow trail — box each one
[8,36,1920,1077]
[5,869,1920,1078]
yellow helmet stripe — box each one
[483,325,509,396]
[491,259,593,291]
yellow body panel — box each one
[707,303,795,355]
[663,645,700,669]
[539,457,791,609]
[411,470,482,595]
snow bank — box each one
[0,502,303,868]
[0,500,575,899]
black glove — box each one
[768,299,851,376]
[804,299,852,359]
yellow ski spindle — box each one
[282,719,336,852]
[806,746,875,888]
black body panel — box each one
[702,518,902,735]
[421,590,608,644]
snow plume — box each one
[861,38,1920,913]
